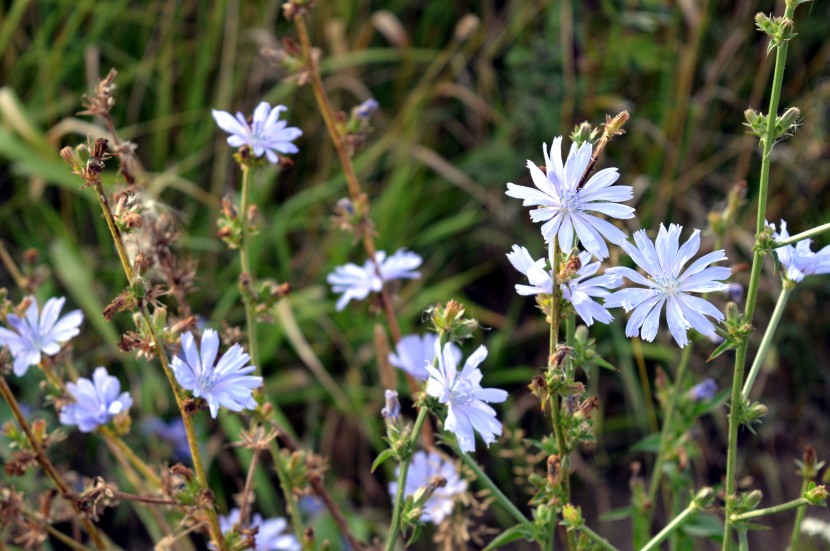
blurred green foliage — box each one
[1,0,829,548]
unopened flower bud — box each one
[355,98,379,119]
[778,107,800,130]
[562,504,583,527]
[381,389,400,423]
[805,484,829,505]
[570,122,598,147]
[694,487,715,508]
[604,111,630,137]
[454,14,479,42]
[744,489,763,510]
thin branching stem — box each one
[741,283,792,400]
[454,440,534,529]
[641,499,700,551]
[236,444,260,529]
[773,222,830,248]
[0,376,106,549]
[236,164,305,544]
[731,497,809,521]
[789,477,811,549]
[293,14,430,450]
[0,239,26,289]
[647,345,693,507]
[570,524,619,551]
[238,165,260,372]
[723,3,797,548]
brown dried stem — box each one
[0,376,106,549]
[294,15,427,435]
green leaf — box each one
[708,339,737,362]
[593,355,617,371]
[689,389,731,417]
[482,523,533,550]
[371,449,395,473]
[631,433,661,453]
[681,512,723,538]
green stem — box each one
[454,440,534,529]
[773,222,830,248]
[273,444,309,550]
[641,500,700,551]
[738,530,749,551]
[571,523,618,551]
[384,406,431,551]
[723,4,796,548]
[648,345,694,507]
[741,283,793,400]
[238,165,259,372]
[731,497,808,521]
[789,478,810,550]
[548,241,575,550]
[237,165,304,545]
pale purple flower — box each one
[355,98,379,118]
[425,342,507,452]
[769,219,830,283]
[388,333,460,380]
[688,378,718,401]
[143,417,190,461]
[388,450,468,524]
[327,249,422,311]
[171,330,262,418]
[0,296,83,376]
[212,102,302,164]
[59,367,132,432]
[507,246,621,326]
[605,224,731,348]
[506,137,635,258]
[218,509,300,551]
[561,251,623,326]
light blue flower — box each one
[688,378,718,401]
[0,296,83,376]
[171,330,262,418]
[605,224,731,347]
[59,367,132,432]
[327,249,422,311]
[769,219,830,283]
[388,333,460,380]
[506,137,635,258]
[212,102,302,164]
[388,450,468,524]
[425,342,507,453]
[218,508,300,551]
[507,247,621,326]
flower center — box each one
[652,271,680,297]
[198,370,218,391]
[559,189,580,213]
[449,379,476,406]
